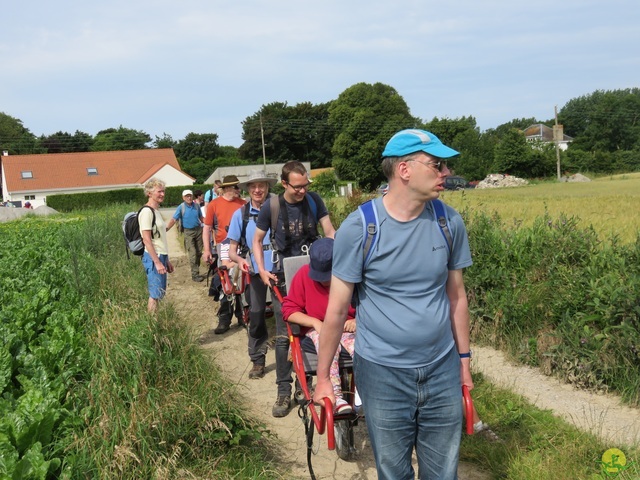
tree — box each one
[492,128,533,177]
[561,89,640,153]
[92,126,151,151]
[40,130,93,153]
[0,112,42,154]
[329,82,418,190]
[174,132,222,163]
[238,101,335,167]
[153,133,177,149]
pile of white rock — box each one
[475,174,529,189]
[560,173,591,182]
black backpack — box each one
[122,205,157,258]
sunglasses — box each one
[408,158,447,172]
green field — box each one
[441,173,640,244]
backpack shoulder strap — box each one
[358,199,379,268]
[240,203,251,246]
[431,199,453,254]
[138,205,158,239]
[305,191,319,221]
[269,194,281,241]
[181,202,186,218]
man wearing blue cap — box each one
[314,129,474,479]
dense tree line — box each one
[1,86,639,187]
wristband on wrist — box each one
[459,351,471,359]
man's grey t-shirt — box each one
[332,196,472,368]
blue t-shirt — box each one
[172,202,202,229]
[227,203,274,273]
[204,188,218,204]
[332,196,472,369]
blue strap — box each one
[431,199,453,253]
[359,198,453,268]
[359,199,379,268]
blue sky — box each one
[2,0,639,147]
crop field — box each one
[441,173,640,244]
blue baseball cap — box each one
[309,238,334,283]
[382,129,459,159]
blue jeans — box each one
[142,252,168,300]
[353,348,462,480]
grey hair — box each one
[144,177,166,195]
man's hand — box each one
[312,377,335,409]
[460,358,474,391]
[259,269,277,287]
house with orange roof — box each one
[1,148,194,208]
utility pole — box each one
[553,106,562,180]
[259,114,267,168]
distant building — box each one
[1,149,193,208]
[523,124,573,151]
[204,162,310,185]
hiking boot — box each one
[248,363,265,379]
[214,323,230,334]
[474,421,502,442]
[272,394,291,418]
[192,274,205,282]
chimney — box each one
[2,151,8,156]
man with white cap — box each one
[314,129,474,479]
[227,170,277,380]
[167,189,205,281]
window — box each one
[25,195,35,200]
[87,167,98,175]
[21,171,33,179]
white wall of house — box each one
[152,164,195,186]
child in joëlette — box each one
[281,238,356,415]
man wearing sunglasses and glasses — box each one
[315,129,474,479]
[253,160,336,417]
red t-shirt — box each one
[281,264,356,334]
[205,196,245,244]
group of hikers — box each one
[138,129,498,480]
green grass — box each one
[1,206,288,479]
[462,375,640,480]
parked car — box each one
[377,183,389,195]
[444,176,474,190]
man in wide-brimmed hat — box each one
[227,170,278,379]
[203,175,246,334]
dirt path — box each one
[162,216,638,478]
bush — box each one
[464,210,640,405]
